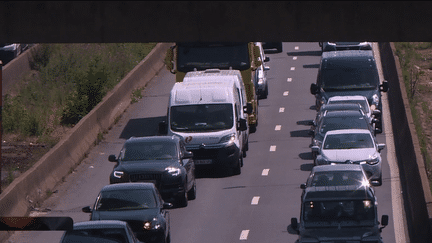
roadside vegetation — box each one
[393,42,432,193]
[1,43,156,190]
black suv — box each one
[288,185,389,242]
[310,50,389,133]
[108,136,196,207]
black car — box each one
[288,184,389,243]
[60,220,143,243]
[82,183,173,243]
[310,50,388,132]
[108,136,196,207]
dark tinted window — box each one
[96,189,157,211]
[121,141,177,161]
[324,133,374,149]
[309,171,366,187]
[319,116,369,134]
[62,228,127,243]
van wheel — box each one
[249,124,257,133]
[233,156,242,175]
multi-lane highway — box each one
[6,42,405,243]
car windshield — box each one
[95,189,157,211]
[120,141,177,161]
[309,171,367,187]
[170,104,234,132]
[323,133,374,149]
[62,228,127,243]
[328,100,370,114]
[177,43,250,72]
[319,116,369,135]
[321,63,379,91]
[303,199,376,228]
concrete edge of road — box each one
[0,42,173,242]
[379,42,432,242]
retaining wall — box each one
[379,42,432,242]
[0,42,173,242]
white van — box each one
[183,69,251,157]
[160,79,248,175]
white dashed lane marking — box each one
[295,46,299,50]
[251,196,260,205]
[287,78,292,82]
[270,145,276,151]
[293,56,297,60]
[240,230,250,240]
[283,91,289,96]
[279,107,285,113]
[262,169,270,176]
[275,125,281,131]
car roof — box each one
[101,182,156,192]
[325,129,372,135]
[323,110,364,117]
[321,103,362,111]
[126,135,180,144]
[311,164,364,173]
[322,50,374,59]
[304,185,375,201]
[72,220,128,230]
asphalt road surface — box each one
[6,42,404,243]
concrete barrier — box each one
[0,42,173,242]
[379,42,432,242]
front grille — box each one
[190,148,219,159]
[130,173,162,182]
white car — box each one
[319,42,373,52]
[312,129,385,185]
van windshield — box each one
[303,199,376,228]
[170,104,234,132]
[321,66,379,91]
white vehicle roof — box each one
[170,81,236,106]
[325,129,373,136]
[328,95,369,102]
[311,164,363,172]
[184,69,242,82]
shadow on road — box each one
[297,120,314,126]
[287,50,322,56]
[290,129,312,138]
[119,116,166,139]
[300,163,314,172]
[299,152,314,161]
[303,64,320,68]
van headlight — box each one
[219,133,236,144]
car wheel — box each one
[249,124,257,133]
[377,173,383,186]
[166,232,171,243]
[178,187,188,207]
[187,180,196,200]
[232,156,242,175]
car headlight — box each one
[165,166,181,176]
[113,171,124,178]
[143,218,161,230]
[219,133,236,144]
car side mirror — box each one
[287,217,300,235]
[244,103,253,114]
[378,144,386,152]
[264,65,270,71]
[264,57,270,62]
[380,80,389,92]
[108,155,118,162]
[158,121,168,135]
[82,206,92,213]
[311,146,320,153]
[310,83,319,95]
[372,109,381,117]
[300,183,306,189]
[238,118,248,131]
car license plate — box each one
[194,159,212,164]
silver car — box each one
[319,42,373,52]
[312,129,385,185]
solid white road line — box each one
[279,107,285,113]
[251,196,260,205]
[262,169,270,176]
[270,145,276,151]
[240,230,250,240]
[275,125,281,131]
[283,91,289,96]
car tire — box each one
[232,156,242,175]
[187,180,196,200]
[249,124,257,133]
[377,173,383,186]
[178,188,188,207]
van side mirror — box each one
[264,57,270,62]
[379,215,389,232]
[378,144,386,152]
[287,217,299,235]
[158,121,168,135]
[310,83,319,95]
[380,80,389,92]
[108,155,118,162]
[244,103,253,114]
[183,151,193,159]
[264,65,270,71]
[238,119,248,131]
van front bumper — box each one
[187,143,241,168]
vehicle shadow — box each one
[290,130,313,138]
[310,105,317,110]
[119,116,167,139]
[297,120,314,126]
[286,50,322,56]
[300,163,314,172]
[264,49,283,54]
[303,64,320,68]
[299,152,314,160]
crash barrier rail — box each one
[0,43,173,242]
[378,42,432,242]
